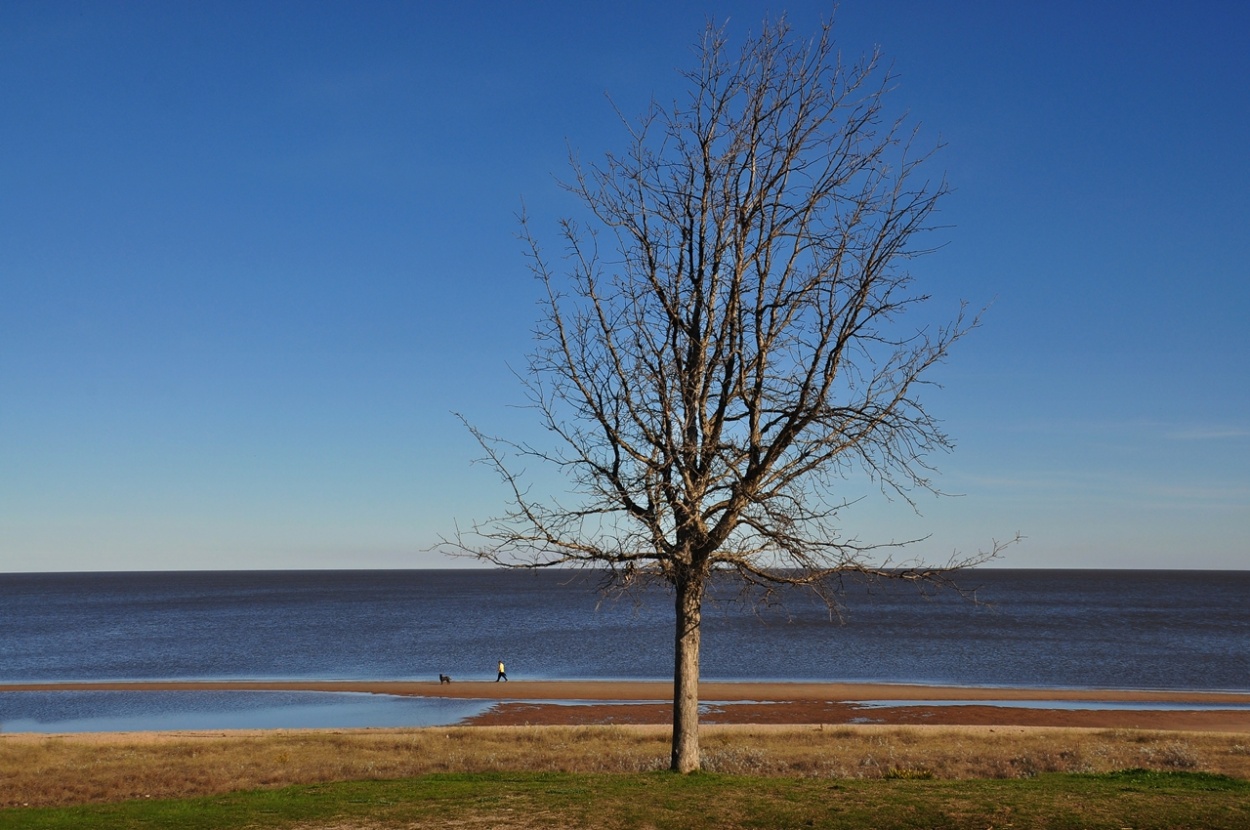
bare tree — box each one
[456,16,1010,773]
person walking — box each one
[496,660,508,682]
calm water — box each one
[2,569,1247,731]
[0,690,493,733]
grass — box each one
[2,769,1249,829]
[4,725,1250,827]
[10,724,1250,808]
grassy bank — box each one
[4,724,1250,809]
[3,769,1249,830]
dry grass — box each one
[3,724,1249,808]
[699,725,1250,779]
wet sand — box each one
[5,679,1250,733]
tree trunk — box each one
[670,571,704,773]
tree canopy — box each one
[455,16,1009,772]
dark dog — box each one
[439,674,451,684]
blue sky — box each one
[2,1,1247,572]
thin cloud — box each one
[1165,427,1250,441]
[988,419,1250,442]
[961,470,1249,508]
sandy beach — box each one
[6,679,1250,734]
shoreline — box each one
[6,678,1250,703]
[5,680,1250,734]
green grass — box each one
[3,769,1248,829]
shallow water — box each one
[858,699,1250,712]
[0,690,492,733]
